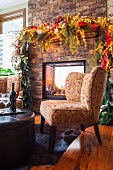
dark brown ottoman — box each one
[0,110,35,168]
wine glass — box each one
[2,93,10,108]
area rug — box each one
[13,124,81,170]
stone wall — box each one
[46,66,54,87]
[28,0,107,113]
[29,38,96,112]
[28,0,107,26]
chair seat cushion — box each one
[40,100,95,126]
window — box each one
[0,9,26,68]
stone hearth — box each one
[29,38,96,113]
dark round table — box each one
[0,109,35,168]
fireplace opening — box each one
[43,60,85,99]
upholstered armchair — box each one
[40,66,107,152]
[0,74,23,109]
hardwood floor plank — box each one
[107,150,113,170]
[107,128,113,170]
[86,125,112,170]
[31,166,53,170]
[32,117,113,170]
[35,115,41,124]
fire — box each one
[46,84,65,96]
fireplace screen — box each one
[43,60,85,99]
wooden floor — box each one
[32,115,113,170]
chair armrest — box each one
[18,90,23,98]
[16,98,23,109]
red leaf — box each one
[90,23,98,32]
[78,21,86,27]
[30,26,38,29]
[101,51,107,70]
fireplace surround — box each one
[43,60,85,100]
[29,39,94,113]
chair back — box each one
[0,76,7,93]
[65,66,107,122]
[7,74,21,97]
[65,72,85,102]
[81,66,107,121]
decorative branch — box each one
[12,14,113,108]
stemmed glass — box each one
[2,93,10,108]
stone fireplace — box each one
[28,0,107,113]
[29,39,95,113]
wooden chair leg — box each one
[94,123,102,144]
[49,126,56,153]
[40,115,45,133]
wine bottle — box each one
[9,83,16,112]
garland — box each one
[12,14,113,109]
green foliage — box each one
[99,111,113,125]
[37,31,49,42]
[0,68,17,76]
[60,29,69,46]
[13,15,113,110]
[20,52,31,109]
[88,53,101,68]
[21,68,32,109]
[102,75,111,105]
[99,75,113,125]
[68,28,77,55]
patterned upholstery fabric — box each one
[80,73,90,106]
[40,66,107,126]
[16,98,23,109]
[7,74,21,97]
[0,74,23,109]
[40,100,94,126]
[91,67,107,121]
[0,76,7,93]
[65,72,85,102]
[81,67,107,113]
